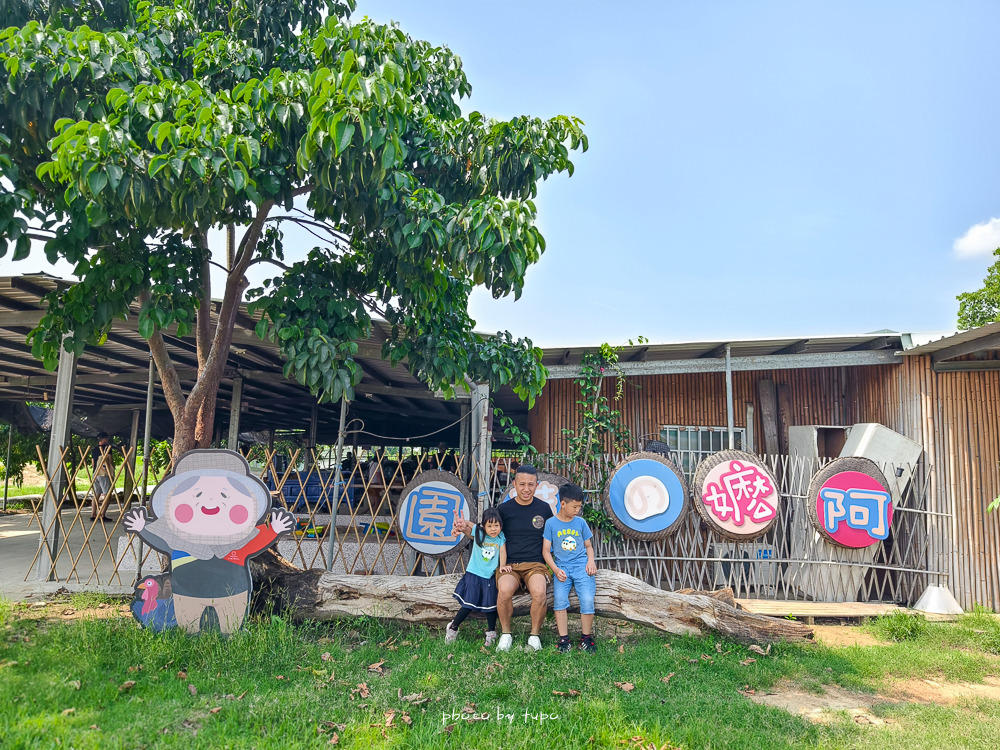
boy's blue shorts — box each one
[552,567,596,614]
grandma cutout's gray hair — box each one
[145,450,273,559]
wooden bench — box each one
[736,599,921,624]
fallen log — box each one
[250,555,812,645]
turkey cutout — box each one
[124,450,294,634]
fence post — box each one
[34,341,77,582]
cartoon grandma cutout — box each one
[123,450,294,634]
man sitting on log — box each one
[453,464,552,651]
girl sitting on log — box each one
[445,507,507,647]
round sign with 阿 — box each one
[807,457,893,549]
[501,471,569,516]
[396,471,476,557]
[693,450,781,541]
[604,452,689,540]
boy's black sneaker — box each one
[580,634,596,653]
[556,636,572,654]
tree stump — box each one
[250,554,812,645]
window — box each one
[660,425,745,479]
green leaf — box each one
[13,234,29,261]
[381,141,396,170]
[87,170,108,196]
[334,121,355,156]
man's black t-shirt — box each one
[497,498,553,564]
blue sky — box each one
[4,1,1000,347]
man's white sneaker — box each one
[526,635,542,651]
[496,633,513,652]
[444,623,458,644]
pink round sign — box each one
[699,459,779,537]
[815,470,893,548]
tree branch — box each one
[184,201,273,418]
[267,214,351,246]
[195,230,211,374]
[246,257,291,272]
[140,291,186,422]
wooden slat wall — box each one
[527,358,1000,610]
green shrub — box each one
[958,605,1000,654]
[870,610,928,642]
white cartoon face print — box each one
[481,546,497,562]
[165,475,258,538]
[561,536,577,552]
[624,475,670,520]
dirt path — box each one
[748,624,1000,724]
[810,624,886,648]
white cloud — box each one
[953,218,1000,258]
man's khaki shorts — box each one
[498,562,550,590]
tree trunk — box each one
[249,556,813,645]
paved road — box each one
[1,510,137,600]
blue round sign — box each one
[606,456,688,538]
[396,472,475,557]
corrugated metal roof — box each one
[899,322,1000,357]
[540,332,903,367]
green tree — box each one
[957,248,1000,330]
[0,0,586,455]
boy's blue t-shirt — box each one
[543,515,593,570]
[466,525,505,578]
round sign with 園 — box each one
[807,457,893,549]
[604,452,689,540]
[693,450,781,541]
[502,471,569,516]
[396,471,475,557]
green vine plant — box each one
[0,423,48,489]
[492,404,537,461]
[552,337,647,537]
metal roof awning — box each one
[0,274,476,445]
[542,332,904,379]
[899,322,1000,371]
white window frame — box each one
[659,425,746,479]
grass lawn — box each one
[1,598,999,749]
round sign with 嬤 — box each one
[807,457,893,549]
[396,471,475,557]
[604,452,688,540]
[502,471,568,516]
[693,450,780,541]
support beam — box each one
[628,346,650,362]
[227,376,243,449]
[123,408,140,500]
[846,336,894,352]
[34,341,77,582]
[725,344,735,449]
[458,400,470,483]
[545,350,901,379]
[307,402,319,467]
[699,344,728,359]
[930,331,1000,363]
[933,359,1000,372]
[771,340,808,355]
[239,370,470,401]
[469,382,490,515]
